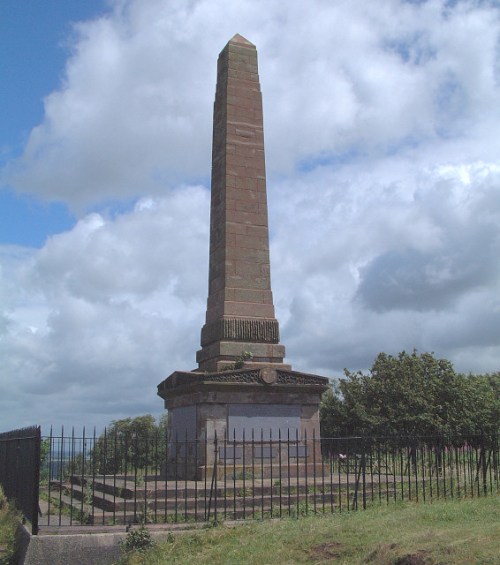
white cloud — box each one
[0,188,209,430]
[270,157,500,376]
[4,0,500,210]
[1,0,500,430]
[356,165,500,312]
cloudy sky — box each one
[1,0,499,433]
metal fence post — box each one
[32,426,41,534]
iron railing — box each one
[38,429,499,529]
[0,426,41,534]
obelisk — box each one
[196,34,288,372]
[157,36,328,478]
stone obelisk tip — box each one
[229,33,255,47]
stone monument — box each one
[157,34,328,478]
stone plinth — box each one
[157,368,328,479]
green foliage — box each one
[221,351,253,371]
[321,350,500,437]
[38,438,51,484]
[236,487,253,497]
[0,487,6,510]
[121,525,155,554]
[230,469,253,481]
[0,486,20,565]
[92,414,168,475]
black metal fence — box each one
[38,429,499,529]
[0,426,41,534]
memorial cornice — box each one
[157,367,329,400]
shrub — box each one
[121,525,155,554]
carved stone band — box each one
[201,318,280,346]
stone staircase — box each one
[44,473,374,525]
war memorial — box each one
[157,35,329,478]
[2,37,497,543]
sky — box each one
[1,0,499,434]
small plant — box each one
[138,502,154,524]
[236,487,253,497]
[221,351,253,371]
[121,524,155,554]
[83,483,94,506]
[289,501,310,518]
[231,469,254,480]
[134,470,145,487]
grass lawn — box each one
[119,495,500,564]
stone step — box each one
[55,483,356,506]
[57,481,347,513]
[43,491,342,526]
[65,474,363,499]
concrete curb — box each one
[17,525,125,565]
[16,523,211,565]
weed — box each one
[134,471,144,487]
[121,525,155,554]
[83,483,94,505]
[288,500,310,518]
[137,503,154,525]
[220,351,253,371]
[231,469,254,480]
[236,487,253,497]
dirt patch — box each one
[365,543,398,562]
[393,550,433,565]
[309,541,343,561]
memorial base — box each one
[157,367,329,480]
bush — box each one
[121,525,155,554]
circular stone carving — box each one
[260,367,278,385]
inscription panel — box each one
[228,404,300,441]
[218,446,243,461]
[169,405,197,441]
[288,444,308,458]
[254,446,276,459]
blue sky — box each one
[1,0,499,432]
[1,1,107,247]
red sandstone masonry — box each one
[157,36,327,468]
[197,34,287,371]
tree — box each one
[92,415,168,475]
[320,350,500,438]
[320,381,349,437]
[39,438,51,483]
